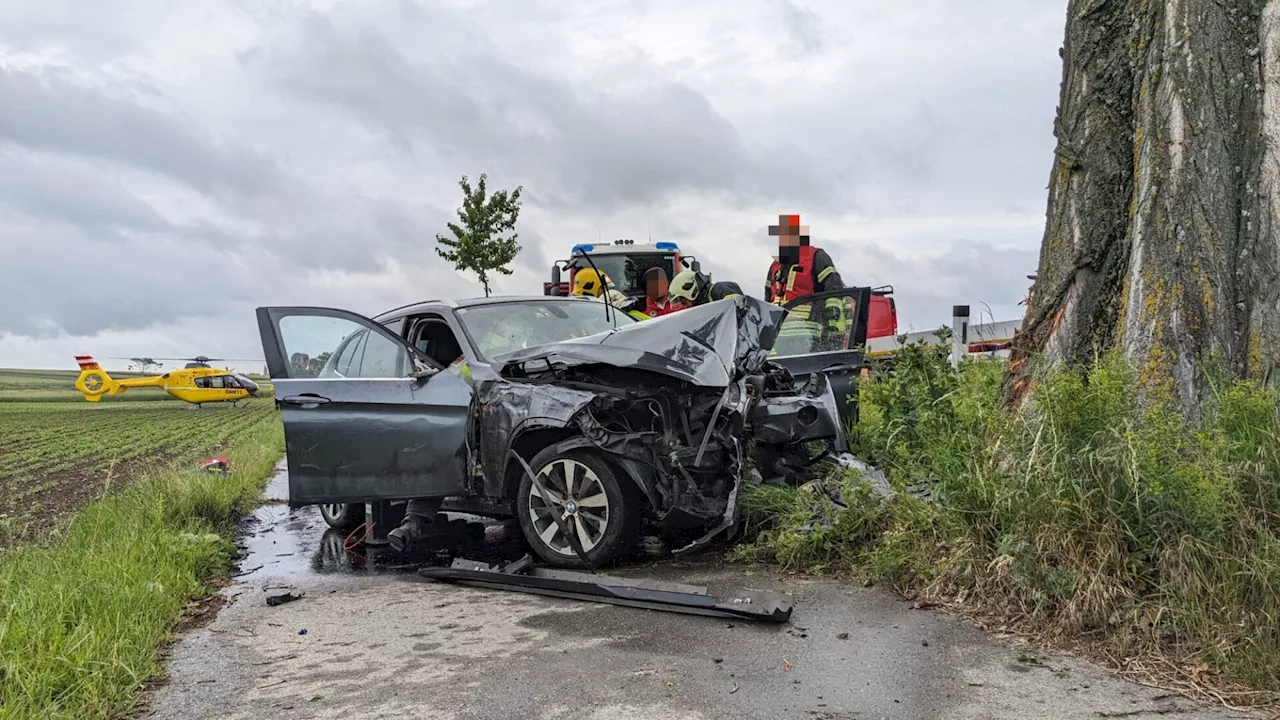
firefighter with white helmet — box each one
[668,270,743,310]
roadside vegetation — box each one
[0,380,282,719]
[735,342,1280,706]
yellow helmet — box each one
[572,268,603,296]
[669,270,701,303]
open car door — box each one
[768,287,872,428]
[256,307,472,506]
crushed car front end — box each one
[465,296,852,563]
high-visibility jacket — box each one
[448,356,473,384]
[768,246,847,346]
[767,245,844,305]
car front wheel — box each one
[516,447,640,568]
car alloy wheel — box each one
[516,447,641,568]
[319,501,366,530]
[527,457,611,556]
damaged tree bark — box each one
[1004,0,1280,415]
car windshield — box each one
[456,299,636,361]
[577,254,676,295]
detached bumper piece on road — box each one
[420,555,794,623]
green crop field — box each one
[0,392,280,548]
[0,367,284,718]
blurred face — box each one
[647,274,668,300]
[770,214,809,264]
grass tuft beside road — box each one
[735,344,1280,705]
[0,415,282,719]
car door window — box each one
[332,330,367,377]
[774,289,869,358]
[276,314,413,379]
[354,330,406,377]
[409,317,464,367]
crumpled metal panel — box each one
[496,296,788,388]
[454,295,851,557]
[749,372,848,452]
[471,379,599,497]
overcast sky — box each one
[0,0,1066,371]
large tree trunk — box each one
[1004,0,1280,415]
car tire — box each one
[517,446,641,568]
[319,502,366,531]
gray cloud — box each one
[0,0,1065,364]
[833,240,1038,330]
[0,148,172,234]
[249,5,850,213]
[0,214,257,337]
[0,67,291,200]
[776,0,825,54]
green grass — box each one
[735,343,1280,701]
[0,413,283,719]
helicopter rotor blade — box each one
[146,357,263,362]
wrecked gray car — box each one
[255,290,871,568]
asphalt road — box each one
[139,464,1257,720]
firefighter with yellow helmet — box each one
[571,267,649,321]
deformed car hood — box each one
[498,296,788,387]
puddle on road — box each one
[230,462,528,585]
[230,462,699,593]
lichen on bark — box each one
[1004,0,1280,416]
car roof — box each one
[372,294,600,321]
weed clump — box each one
[737,340,1280,695]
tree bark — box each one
[1004,0,1280,415]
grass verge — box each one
[734,343,1280,708]
[0,417,283,719]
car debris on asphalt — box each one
[420,554,795,623]
[265,591,303,607]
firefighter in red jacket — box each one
[643,267,680,318]
[766,214,849,352]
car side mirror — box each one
[690,259,701,273]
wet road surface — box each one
[140,463,1258,720]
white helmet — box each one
[669,270,703,303]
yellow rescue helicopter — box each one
[73,355,263,407]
